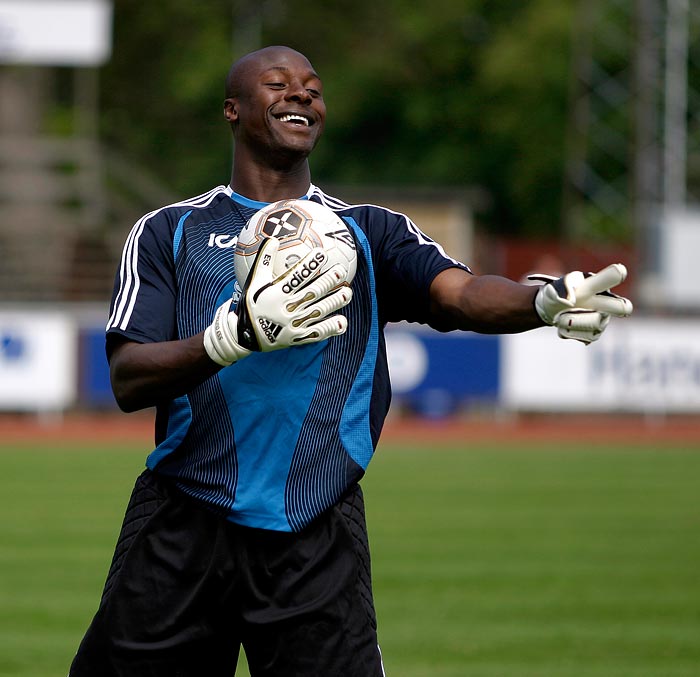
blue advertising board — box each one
[77,321,502,415]
[78,326,115,408]
[386,327,499,417]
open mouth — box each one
[274,113,313,127]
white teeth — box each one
[278,114,310,126]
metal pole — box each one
[663,0,689,209]
[633,0,662,288]
[562,0,597,243]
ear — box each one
[224,98,238,122]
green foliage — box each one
[98,1,585,236]
[100,0,233,195]
[476,0,575,235]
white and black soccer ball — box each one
[234,199,358,288]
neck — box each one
[230,150,313,203]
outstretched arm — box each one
[429,264,633,342]
[428,267,543,334]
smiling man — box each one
[225,48,326,182]
[69,46,632,677]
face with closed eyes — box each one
[224,46,326,163]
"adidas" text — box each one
[282,251,326,293]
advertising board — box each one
[502,319,700,413]
[0,0,112,66]
[0,310,77,411]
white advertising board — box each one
[661,207,700,308]
[0,310,77,411]
[502,318,700,413]
[0,0,112,66]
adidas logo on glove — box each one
[257,318,283,344]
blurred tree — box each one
[99,0,577,238]
[475,0,575,236]
[100,0,234,195]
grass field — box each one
[1,437,699,676]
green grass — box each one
[1,439,699,676]
[365,444,700,676]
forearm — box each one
[110,334,221,412]
[429,268,543,334]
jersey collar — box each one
[225,184,315,209]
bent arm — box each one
[109,334,221,412]
[429,267,544,334]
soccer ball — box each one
[234,199,358,288]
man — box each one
[70,46,632,676]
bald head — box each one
[225,46,316,99]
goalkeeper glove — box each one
[204,237,352,366]
[529,263,633,345]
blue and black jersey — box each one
[106,184,470,531]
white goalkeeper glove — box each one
[204,237,353,366]
[529,263,633,345]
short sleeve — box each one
[368,208,470,325]
[105,211,178,355]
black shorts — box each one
[69,470,385,677]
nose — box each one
[285,80,312,104]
